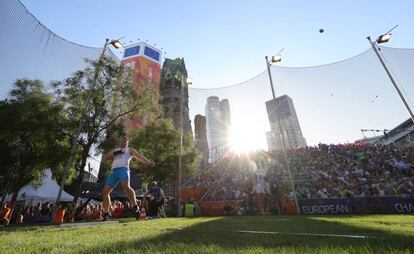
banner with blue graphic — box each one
[123,45,140,58]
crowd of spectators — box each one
[185,143,414,215]
[190,155,256,202]
[3,143,414,224]
[1,182,173,225]
[186,154,270,214]
[267,143,414,200]
[0,200,137,225]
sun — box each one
[229,121,266,153]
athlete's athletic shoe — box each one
[132,207,140,220]
[102,212,111,221]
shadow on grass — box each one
[81,215,414,253]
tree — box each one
[0,79,70,219]
[129,119,197,190]
[52,56,160,207]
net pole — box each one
[265,56,301,215]
[52,38,110,223]
[177,77,184,217]
[367,37,414,124]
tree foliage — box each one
[52,56,161,203]
[129,119,197,188]
[0,79,70,199]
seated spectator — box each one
[53,203,66,224]
[0,202,11,225]
[112,201,124,218]
[33,203,41,217]
[74,204,84,221]
[92,203,103,221]
[184,198,195,217]
[36,202,52,223]
[236,205,244,216]
[15,212,23,224]
[143,181,165,218]
[22,205,35,224]
[165,198,178,217]
[64,208,74,223]
[223,202,235,216]
[81,204,94,221]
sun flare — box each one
[229,121,266,153]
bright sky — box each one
[21,0,414,87]
[19,0,414,149]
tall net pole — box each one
[52,39,109,222]
[265,56,300,215]
[367,37,414,124]
[177,75,185,217]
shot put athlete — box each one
[101,136,155,220]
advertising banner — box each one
[120,43,162,131]
[199,201,240,216]
[298,196,414,215]
[180,187,208,203]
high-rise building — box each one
[120,42,162,131]
[219,99,231,147]
[159,58,191,133]
[265,131,278,152]
[206,96,231,162]
[194,114,209,170]
[266,95,306,151]
[206,96,221,162]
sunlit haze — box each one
[229,119,267,153]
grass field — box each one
[1,215,414,254]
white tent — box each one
[8,169,73,206]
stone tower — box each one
[194,114,209,169]
[159,58,192,134]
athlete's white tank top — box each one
[111,148,132,169]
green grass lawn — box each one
[1,215,414,254]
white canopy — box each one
[8,169,73,206]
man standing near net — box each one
[102,136,155,220]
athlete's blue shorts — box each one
[105,167,130,188]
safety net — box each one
[2,0,414,150]
[0,0,117,99]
